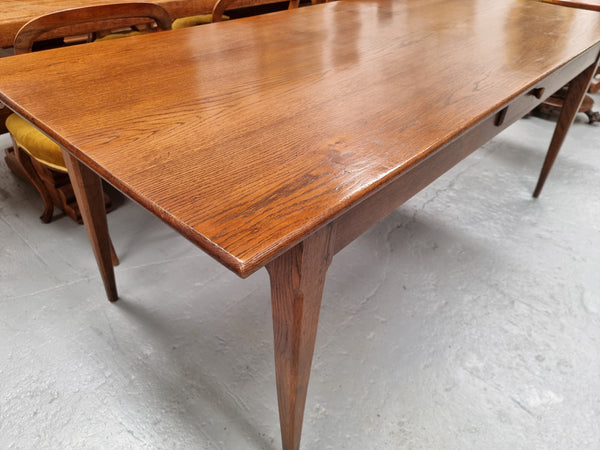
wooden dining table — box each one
[1,0,600,448]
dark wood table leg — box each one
[62,149,118,302]
[266,224,336,450]
[534,61,599,197]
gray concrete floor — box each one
[0,109,599,450]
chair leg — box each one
[0,103,10,135]
[13,142,55,223]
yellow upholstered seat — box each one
[5,113,65,171]
[96,30,147,40]
[172,14,228,29]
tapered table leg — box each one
[266,224,336,450]
[62,150,118,302]
[534,61,599,197]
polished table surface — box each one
[1,0,600,448]
[0,0,215,48]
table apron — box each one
[331,45,600,255]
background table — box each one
[1,0,600,448]
[540,0,600,11]
[0,0,216,49]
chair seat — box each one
[96,30,147,40]
[172,14,229,29]
[5,113,66,171]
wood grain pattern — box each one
[2,0,600,279]
[0,0,214,48]
[267,223,335,450]
[331,56,600,255]
[62,150,118,302]
[3,1,600,448]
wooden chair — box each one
[0,102,10,135]
[212,0,301,22]
[4,3,172,227]
[172,0,299,29]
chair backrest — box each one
[211,0,299,23]
[13,2,172,55]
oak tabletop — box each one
[0,0,215,48]
[1,0,600,277]
[539,0,600,12]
